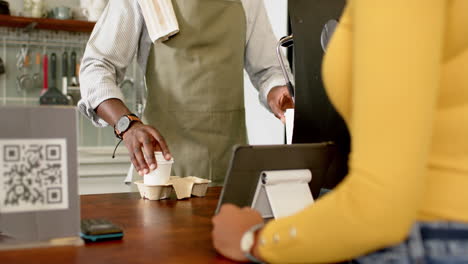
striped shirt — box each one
[78,0,291,127]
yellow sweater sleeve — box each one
[258,1,446,263]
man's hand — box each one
[95,99,172,177]
[122,122,171,176]
[212,204,264,262]
[267,85,294,123]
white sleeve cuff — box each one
[259,77,288,112]
[77,86,126,128]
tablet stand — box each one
[252,169,314,219]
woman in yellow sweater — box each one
[212,0,468,263]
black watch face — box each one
[116,116,131,133]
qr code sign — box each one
[0,139,68,213]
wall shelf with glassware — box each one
[0,15,95,33]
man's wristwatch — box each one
[114,114,141,139]
[240,223,265,263]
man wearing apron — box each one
[79,0,293,185]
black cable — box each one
[112,139,123,159]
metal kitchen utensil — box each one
[76,57,81,85]
[276,34,295,99]
[32,52,42,88]
[70,51,79,86]
[0,57,5,75]
[16,45,29,70]
[61,51,74,105]
[16,73,33,93]
[50,6,72,20]
[62,51,68,93]
[40,53,48,96]
[15,45,33,93]
[39,53,69,105]
[24,53,30,67]
[50,53,57,89]
[67,86,81,105]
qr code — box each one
[0,139,68,213]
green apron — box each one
[144,0,247,186]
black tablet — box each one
[215,142,338,214]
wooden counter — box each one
[0,187,236,264]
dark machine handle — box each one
[70,51,76,77]
[62,51,68,78]
[50,53,57,88]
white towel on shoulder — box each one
[137,0,180,43]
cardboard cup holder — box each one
[135,176,211,200]
[184,176,210,197]
[135,181,173,200]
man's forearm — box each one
[95,99,132,127]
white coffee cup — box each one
[143,152,174,186]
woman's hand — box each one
[267,85,295,123]
[212,204,264,262]
[122,122,171,176]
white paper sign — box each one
[0,139,69,213]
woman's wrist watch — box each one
[240,223,265,263]
[114,114,141,139]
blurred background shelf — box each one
[0,15,95,32]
